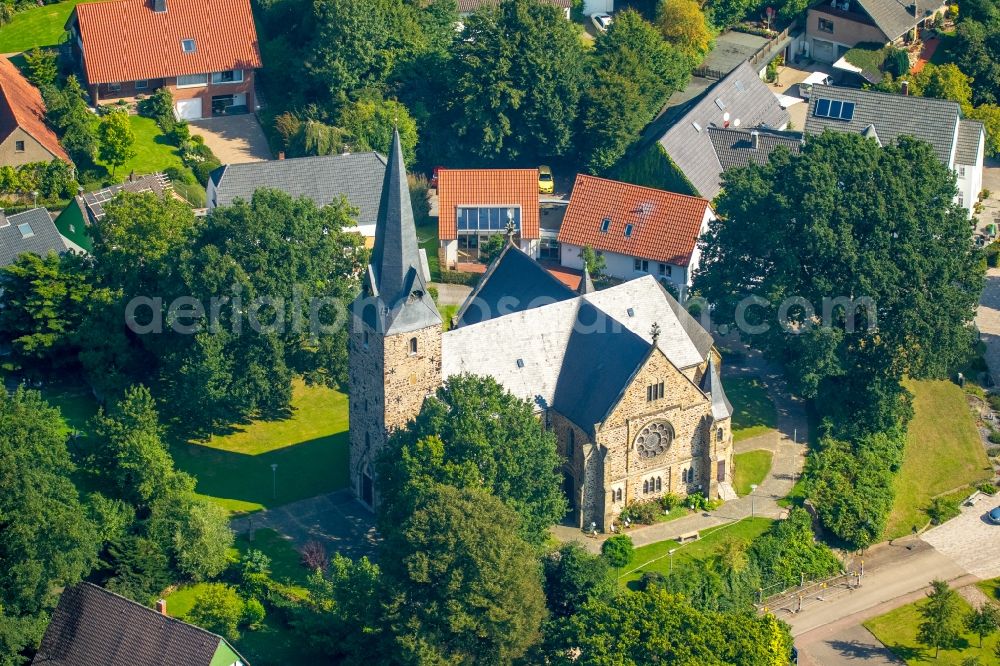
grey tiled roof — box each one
[706,127,803,172]
[32,583,238,666]
[659,62,789,199]
[955,119,984,166]
[0,207,67,267]
[210,152,388,224]
[804,86,960,165]
[856,0,942,41]
[442,275,716,436]
[455,241,575,328]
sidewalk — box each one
[552,349,809,552]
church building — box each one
[348,130,735,531]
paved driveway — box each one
[976,268,1000,381]
[189,114,272,164]
[920,493,1000,579]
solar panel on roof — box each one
[840,101,855,121]
[815,98,830,117]
[829,100,842,118]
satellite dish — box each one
[723,111,731,122]
[734,118,741,127]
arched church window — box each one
[568,429,575,457]
[717,427,724,442]
[409,337,418,355]
[610,490,616,504]
[656,477,662,492]
[363,330,369,349]
[616,488,623,502]
[643,480,649,494]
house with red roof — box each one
[557,174,714,299]
[437,168,541,268]
[67,0,262,120]
[0,57,70,167]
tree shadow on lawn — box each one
[827,639,913,662]
[169,431,349,513]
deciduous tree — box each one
[917,580,964,658]
[964,602,1000,648]
[188,583,244,640]
[97,109,136,177]
[543,542,614,618]
[656,0,712,63]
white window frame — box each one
[176,74,208,88]
[957,165,966,179]
[634,258,649,273]
[181,39,196,53]
[658,263,669,277]
[211,70,244,85]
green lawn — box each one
[976,577,1000,602]
[165,577,312,666]
[727,377,778,442]
[865,592,1000,664]
[438,303,458,330]
[0,0,94,52]
[171,379,350,514]
[234,528,312,590]
[884,379,991,539]
[733,449,773,496]
[417,222,440,281]
[621,518,775,586]
[95,115,185,179]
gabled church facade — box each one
[348,130,735,531]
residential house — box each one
[0,207,69,267]
[806,0,946,63]
[437,168,540,267]
[68,0,263,119]
[348,130,735,531]
[458,0,572,18]
[658,61,790,200]
[0,57,70,167]
[557,175,715,299]
[803,85,985,216]
[32,582,248,666]
[207,153,387,246]
[54,172,171,251]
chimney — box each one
[155,599,167,615]
[901,80,909,95]
[277,151,285,160]
[751,130,760,150]
[153,0,166,12]
[908,2,917,15]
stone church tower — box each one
[348,130,442,508]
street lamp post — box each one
[271,463,278,500]
[668,548,678,573]
[750,484,758,518]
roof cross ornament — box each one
[650,322,661,344]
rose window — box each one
[635,421,674,459]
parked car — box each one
[799,72,833,99]
[538,165,554,194]
[989,505,1000,524]
[591,13,612,32]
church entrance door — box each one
[717,461,726,482]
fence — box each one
[757,568,864,616]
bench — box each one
[964,491,981,507]
[678,531,700,543]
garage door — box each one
[175,98,203,120]
[811,39,836,64]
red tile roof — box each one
[0,58,70,163]
[438,169,540,240]
[73,0,262,84]
[558,174,712,266]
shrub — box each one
[138,88,176,132]
[986,243,1000,268]
[977,482,997,495]
[926,497,960,525]
[427,285,439,303]
[659,493,681,511]
[988,445,1000,458]
[242,597,266,631]
[193,158,222,186]
[639,571,666,591]
[987,393,1000,412]
[619,499,660,525]
[989,430,1000,445]
[438,270,481,286]
[300,540,327,572]
[189,583,244,640]
[601,535,633,569]
[687,491,709,511]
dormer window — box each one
[599,217,610,232]
[181,39,196,53]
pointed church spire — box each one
[577,265,595,295]
[369,129,424,304]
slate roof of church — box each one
[700,355,733,420]
[32,582,242,666]
[0,207,68,267]
[454,241,576,327]
[209,152,387,222]
[804,86,960,165]
[355,130,439,335]
[443,275,717,435]
[658,61,789,199]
